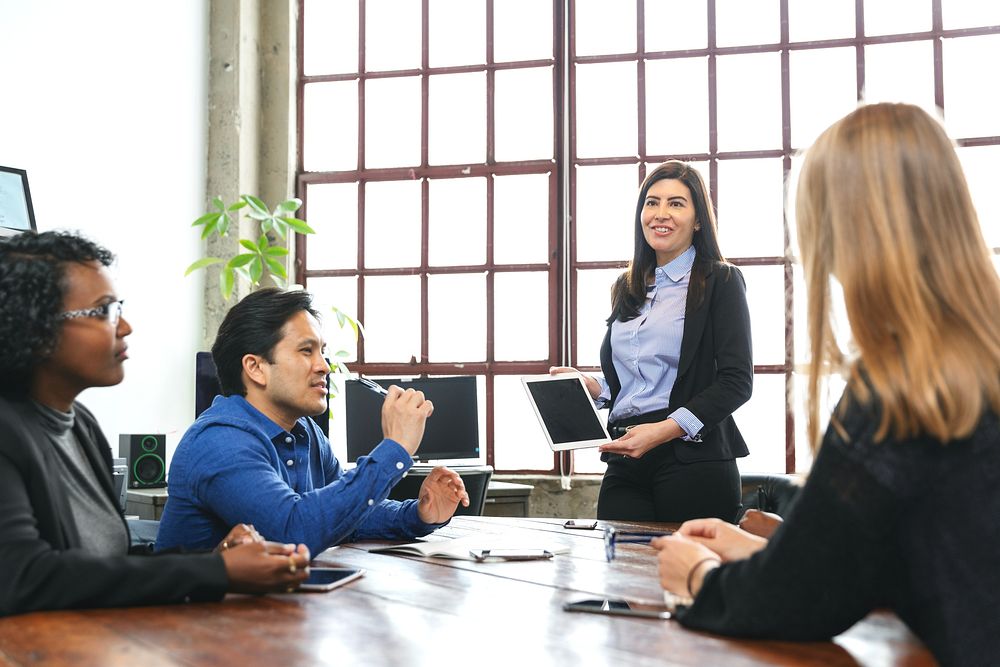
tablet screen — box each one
[523,377,609,449]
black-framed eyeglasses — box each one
[604,526,673,562]
[60,299,125,327]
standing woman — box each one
[653,104,1000,664]
[0,231,309,616]
[555,161,752,522]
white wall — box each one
[0,1,209,462]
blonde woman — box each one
[652,103,1000,664]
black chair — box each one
[740,473,802,518]
[388,465,493,516]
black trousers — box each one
[597,442,742,523]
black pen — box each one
[357,377,389,397]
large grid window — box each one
[298,0,1000,474]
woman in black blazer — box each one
[554,161,752,522]
[0,231,309,616]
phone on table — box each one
[563,598,672,620]
[563,520,598,530]
[298,567,365,592]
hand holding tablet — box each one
[521,374,611,451]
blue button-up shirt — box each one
[155,395,439,556]
[597,245,704,440]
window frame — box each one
[296,0,1000,474]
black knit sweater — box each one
[678,394,1000,667]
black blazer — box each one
[600,261,753,463]
[0,396,227,616]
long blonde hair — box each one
[796,102,1000,449]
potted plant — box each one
[185,194,362,384]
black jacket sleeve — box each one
[676,420,895,639]
[0,400,229,617]
[681,265,754,432]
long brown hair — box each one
[796,102,1000,449]
[609,161,727,323]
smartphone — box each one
[563,520,598,530]
[470,549,554,561]
[298,567,365,592]
[563,598,672,620]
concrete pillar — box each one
[202,0,296,348]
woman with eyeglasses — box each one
[553,160,753,523]
[652,104,1000,664]
[0,231,310,616]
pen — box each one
[357,377,389,397]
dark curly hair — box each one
[212,287,321,397]
[0,231,114,398]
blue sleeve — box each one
[193,426,418,556]
[350,497,443,541]
[669,407,705,442]
[594,375,611,409]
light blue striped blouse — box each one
[596,245,703,441]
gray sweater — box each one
[31,401,129,557]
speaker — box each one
[118,434,167,489]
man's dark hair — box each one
[212,287,321,397]
[0,231,115,398]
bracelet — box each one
[686,557,721,598]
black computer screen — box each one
[345,376,480,462]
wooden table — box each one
[0,517,934,666]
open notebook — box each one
[370,534,570,561]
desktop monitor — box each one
[345,376,480,463]
[194,351,330,436]
[0,166,37,238]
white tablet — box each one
[521,375,611,451]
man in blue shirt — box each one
[156,288,469,556]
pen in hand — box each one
[357,377,389,397]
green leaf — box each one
[257,234,268,251]
[261,218,274,234]
[200,216,219,239]
[239,239,259,253]
[265,256,287,279]
[226,253,256,269]
[249,256,263,285]
[264,245,289,256]
[271,220,287,240]
[234,265,252,284]
[279,216,315,235]
[331,305,364,338]
[192,212,218,227]
[334,349,351,358]
[220,267,235,300]
[246,210,270,221]
[213,196,225,212]
[184,257,224,276]
[243,195,268,215]
[227,200,247,212]
[217,213,231,237]
[276,198,302,213]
